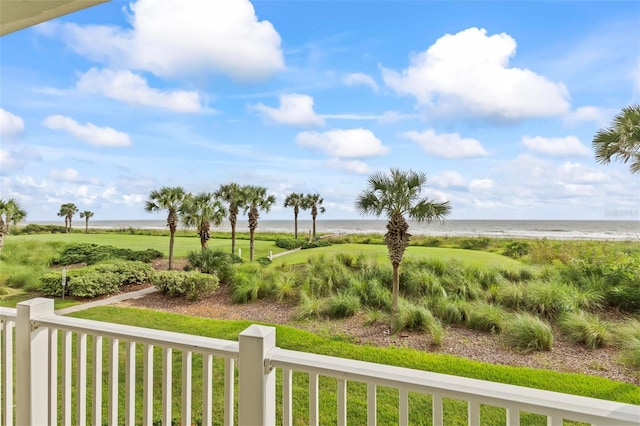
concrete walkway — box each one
[55,286,159,315]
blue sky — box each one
[1,0,639,221]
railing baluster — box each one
[309,373,319,426]
[92,335,103,426]
[77,332,88,426]
[548,415,563,426]
[49,328,58,425]
[432,394,443,426]
[125,341,136,426]
[399,388,408,425]
[337,379,347,426]
[2,321,13,426]
[62,330,72,425]
[506,407,520,426]
[367,383,376,426]
[224,357,235,426]
[182,350,192,426]
[0,320,3,424]
[468,400,480,426]
[283,368,293,426]
[202,353,213,426]
[108,338,119,426]
[162,347,172,425]
[143,344,154,426]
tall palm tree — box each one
[284,192,306,239]
[2,198,26,233]
[58,203,78,232]
[180,192,226,250]
[241,185,276,261]
[145,186,187,270]
[355,169,451,313]
[215,183,244,255]
[79,211,94,234]
[592,104,640,174]
[304,193,326,240]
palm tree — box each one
[592,104,640,174]
[58,203,78,232]
[2,198,26,233]
[304,193,326,240]
[145,186,187,270]
[180,192,226,250]
[284,192,306,239]
[240,185,276,261]
[79,211,94,234]
[215,183,244,255]
[355,169,451,313]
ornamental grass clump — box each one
[557,311,611,349]
[465,301,507,333]
[326,292,361,318]
[502,313,553,353]
[615,320,640,369]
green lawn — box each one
[272,244,523,269]
[67,307,639,425]
[9,234,285,260]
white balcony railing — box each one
[1,298,639,425]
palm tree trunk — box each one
[0,217,5,256]
[249,228,255,261]
[294,210,299,239]
[392,262,400,313]
[230,216,237,255]
[85,219,89,234]
[312,214,317,240]
[168,231,175,270]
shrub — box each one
[256,257,272,267]
[401,269,446,300]
[301,239,331,249]
[432,300,468,325]
[54,243,162,265]
[185,249,242,284]
[465,302,506,333]
[615,320,640,369]
[496,283,526,310]
[502,313,553,352]
[522,281,577,319]
[460,237,490,250]
[153,271,219,300]
[558,312,611,349]
[92,261,154,286]
[326,293,361,318]
[71,272,122,298]
[392,300,436,333]
[294,293,326,320]
[275,238,304,250]
[351,278,392,311]
[503,241,530,258]
[40,272,70,297]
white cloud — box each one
[558,162,608,184]
[431,171,466,188]
[401,129,489,159]
[42,115,131,147]
[252,94,324,126]
[296,128,389,158]
[326,158,370,174]
[343,73,379,92]
[0,108,24,137]
[48,168,101,185]
[564,106,613,126]
[469,179,494,191]
[381,27,570,119]
[77,68,205,113]
[57,0,284,80]
[522,135,591,157]
[377,111,418,124]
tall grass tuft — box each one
[496,282,526,310]
[351,278,392,312]
[392,300,436,332]
[465,302,507,333]
[401,268,446,300]
[502,313,553,352]
[326,293,361,318]
[294,293,326,320]
[557,312,611,349]
[522,280,576,319]
[614,320,640,369]
[432,299,469,325]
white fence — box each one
[1,298,639,425]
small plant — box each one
[558,312,611,349]
[392,300,437,333]
[614,320,640,369]
[294,293,326,320]
[522,280,576,319]
[432,299,468,325]
[502,313,553,353]
[326,293,361,318]
[465,302,506,333]
[503,241,529,258]
[459,237,490,250]
[185,249,242,284]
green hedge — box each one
[152,271,220,300]
[275,238,304,250]
[53,243,162,265]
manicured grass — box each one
[67,307,639,425]
[271,244,523,269]
[8,234,285,260]
[0,291,79,310]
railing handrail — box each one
[0,307,17,319]
[269,348,640,425]
[34,313,239,357]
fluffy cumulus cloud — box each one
[564,106,612,126]
[401,129,488,159]
[343,73,379,92]
[56,0,284,80]
[48,168,101,185]
[381,27,570,119]
[42,115,131,147]
[521,135,591,157]
[296,128,389,158]
[557,162,608,184]
[430,171,466,189]
[77,68,205,113]
[326,158,371,174]
[0,108,25,137]
[252,94,324,126]
[469,179,494,191]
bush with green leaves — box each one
[301,239,331,249]
[503,241,530,258]
[502,313,553,352]
[92,260,154,286]
[275,238,304,250]
[54,243,162,265]
[71,272,122,297]
[459,237,491,250]
[186,249,243,284]
[558,312,611,349]
[153,270,219,300]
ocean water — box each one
[29,219,640,241]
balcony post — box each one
[16,298,54,426]
[238,325,276,426]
